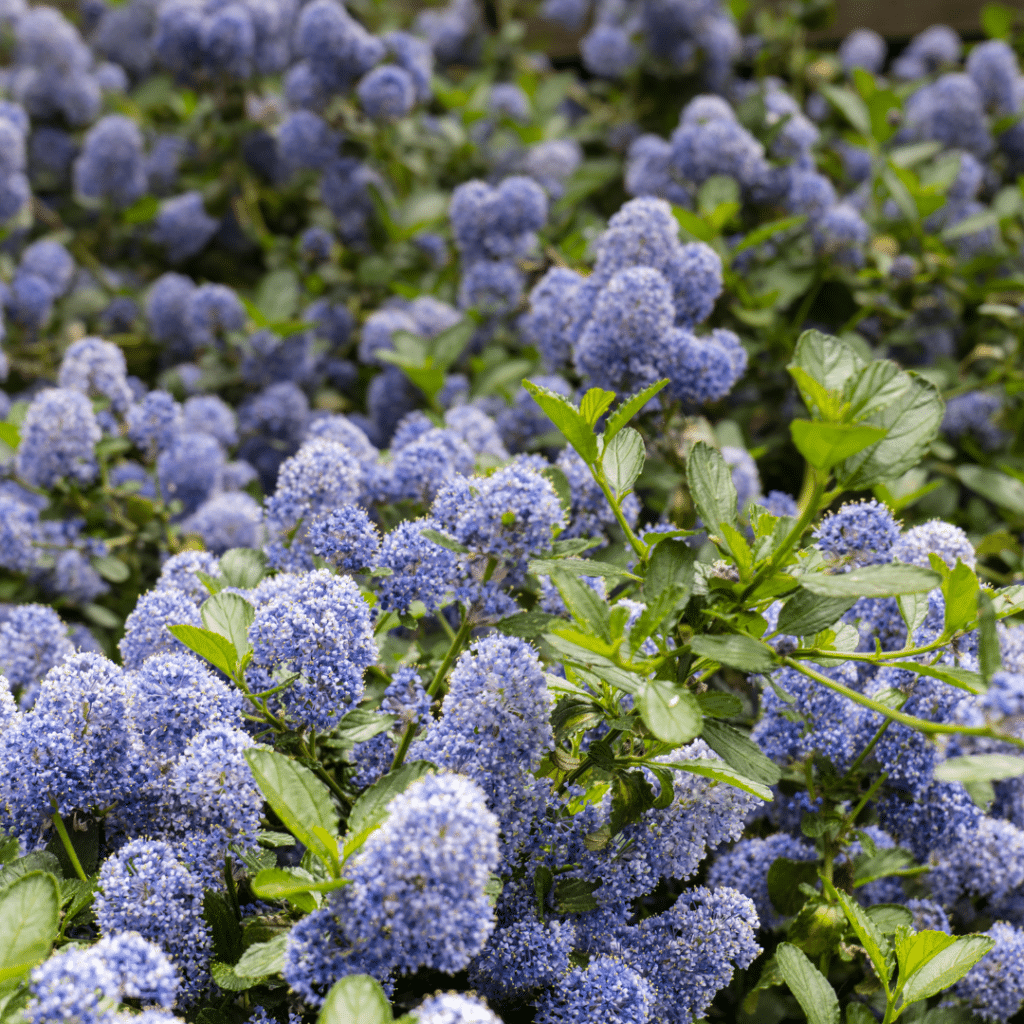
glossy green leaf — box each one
[233,934,288,978]
[637,680,702,744]
[943,561,980,634]
[790,420,887,471]
[900,935,994,1004]
[799,564,941,598]
[701,719,782,787]
[318,974,392,1024]
[167,624,238,678]
[667,758,773,800]
[776,942,841,1024]
[0,872,60,985]
[244,748,338,866]
[345,761,434,845]
[834,887,893,989]
[690,633,776,673]
[777,591,857,637]
[219,548,267,588]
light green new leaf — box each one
[943,561,980,635]
[604,380,669,441]
[234,934,288,978]
[821,85,871,135]
[603,427,645,497]
[776,942,841,1024]
[579,387,616,427]
[834,888,893,989]
[167,624,238,678]
[220,548,267,588]
[791,330,867,394]
[522,381,597,463]
[900,935,994,1004]
[790,420,887,472]
[202,591,255,662]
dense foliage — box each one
[0,1,1023,1023]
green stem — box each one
[50,808,88,882]
[591,466,647,563]
[844,719,894,780]
[391,606,474,771]
[848,771,889,826]
[782,657,1024,747]
[740,469,826,601]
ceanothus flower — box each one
[535,955,654,1024]
[839,28,885,73]
[184,492,264,554]
[152,192,219,264]
[412,993,502,1024]
[953,922,1024,1023]
[146,273,197,359]
[16,388,101,489]
[358,64,416,119]
[814,499,901,568]
[157,432,225,515]
[184,284,245,350]
[308,505,381,571]
[119,586,203,670]
[470,918,576,1003]
[892,520,976,569]
[95,839,212,1005]
[249,569,377,730]
[0,604,74,704]
[942,392,1005,451]
[73,114,148,208]
[127,390,183,458]
[58,337,134,415]
[374,517,459,614]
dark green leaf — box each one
[886,660,986,696]
[668,758,773,800]
[701,719,782,787]
[853,847,915,886]
[251,868,321,912]
[687,442,738,534]
[609,770,655,833]
[798,564,941,598]
[211,961,261,992]
[430,319,475,370]
[167,624,238,678]
[690,634,776,673]
[642,538,694,606]
[637,680,702,744]
[731,215,807,256]
[204,889,243,963]
[776,942,841,1024]
[122,194,160,224]
[495,611,559,639]
[333,709,395,746]
[844,360,911,422]
[554,877,600,914]
[202,591,255,662]
[529,557,639,582]
[694,692,744,718]
[834,888,893,989]
[534,865,553,919]
[244,749,338,865]
[767,858,819,916]
[318,974,392,1024]
[0,872,60,985]
[604,380,670,440]
[777,592,857,637]
[219,548,267,588]
[346,762,433,840]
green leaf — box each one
[731,215,807,256]
[211,961,262,992]
[495,611,558,639]
[799,564,941,598]
[982,2,1015,38]
[979,592,1001,682]
[522,381,597,463]
[853,847,916,886]
[244,748,339,866]
[202,591,255,662]
[579,387,616,426]
[694,692,744,718]
[943,561,980,634]
[553,877,600,914]
[672,205,715,241]
[91,555,130,583]
[834,887,893,989]
[791,330,867,397]
[604,380,670,440]
[233,934,288,978]
[776,942,841,1024]
[256,268,300,322]
[791,421,887,471]
[821,84,871,134]
[886,660,986,696]
[687,441,738,534]
[603,427,645,497]
[82,603,121,629]
[701,719,782,787]
[332,709,396,746]
[318,975,392,1024]
[547,569,610,640]
[844,360,912,423]
[900,935,994,1004]
[667,758,773,800]
[767,858,819,916]
[957,466,1024,512]
[836,375,944,490]
[346,762,433,843]
[542,466,572,517]
[251,868,323,912]
[529,557,639,582]
[933,754,1024,783]
[429,319,475,370]
[690,634,776,673]
[167,624,238,678]
[897,592,931,639]
[0,423,19,450]
[895,928,956,983]
[642,538,694,605]
[0,872,60,985]
[123,194,160,224]
[777,592,857,637]
[219,548,267,588]
[942,209,999,241]
[865,905,914,935]
[637,680,702,744]
[420,528,470,554]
